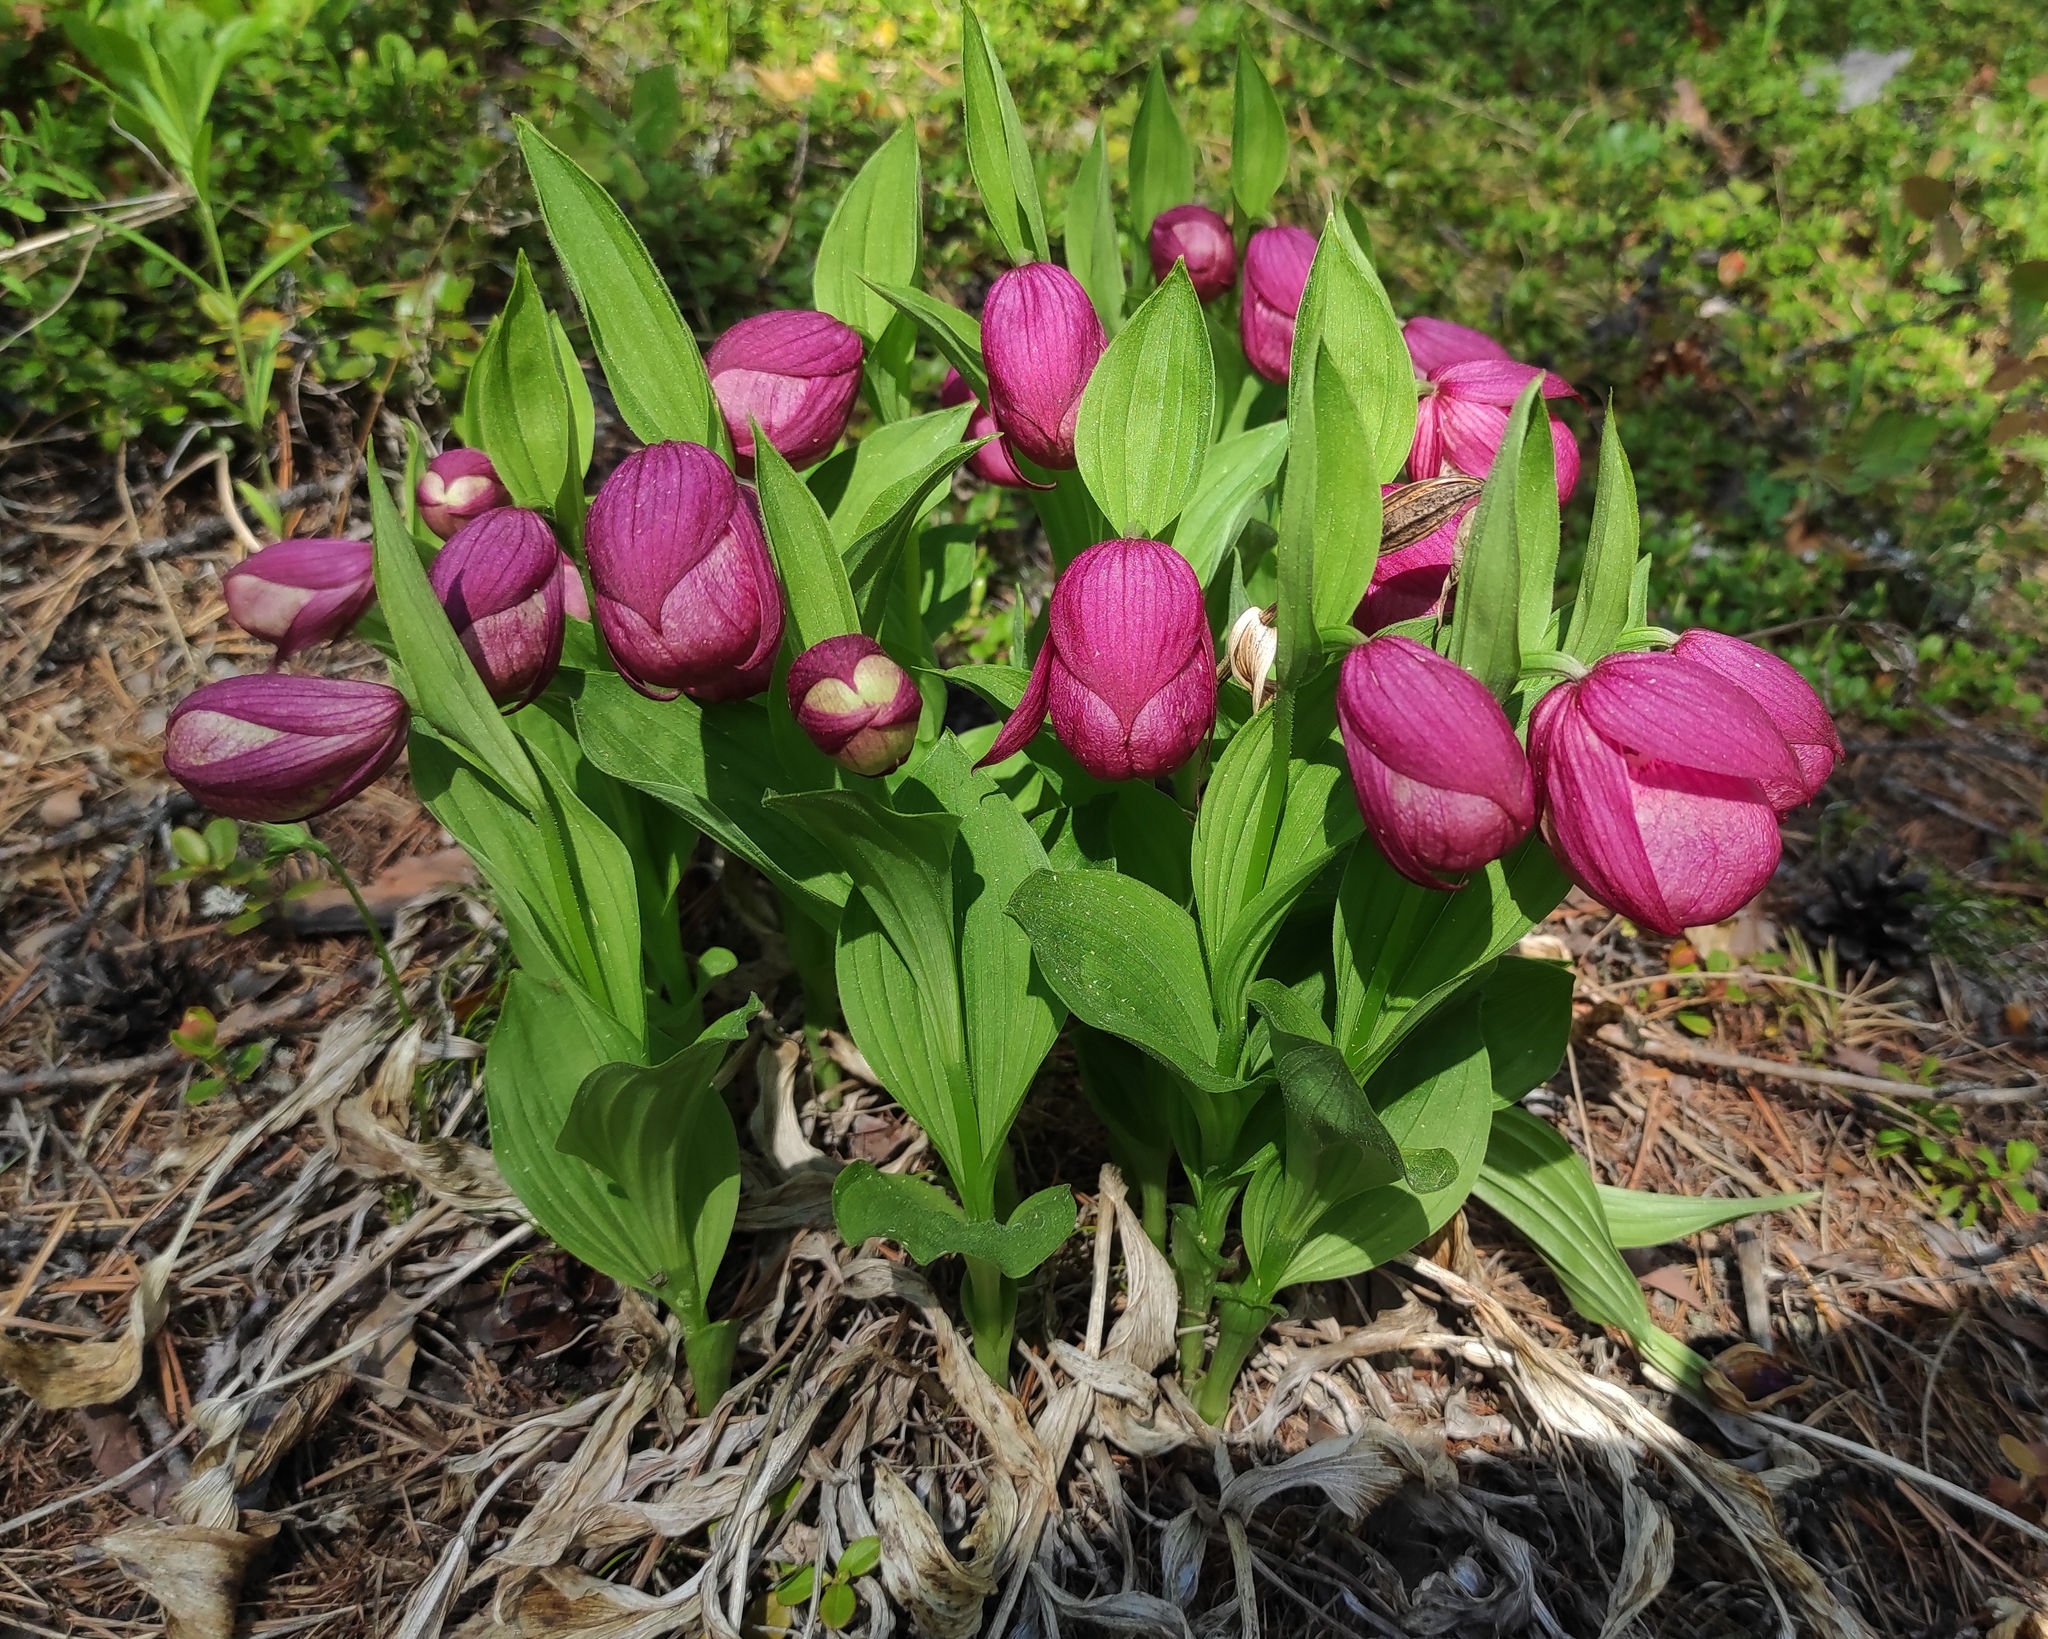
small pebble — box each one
[39,790,84,829]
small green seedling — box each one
[767,1536,881,1632]
[1875,1103,2039,1227]
[169,1004,267,1105]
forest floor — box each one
[6,442,2048,1639]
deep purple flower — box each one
[1403,316,1581,501]
[221,537,375,661]
[940,368,1033,489]
[1149,204,1237,303]
[585,441,784,703]
[979,538,1215,781]
[428,507,565,710]
[1337,636,1535,889]
[1671,629,1842,811]
[787,634,923,776]
[707,309,864,473]
[1529,650,1802,935]
[981,263,1107,471]
[164,675,408,823]
[1240,225,1317,383]
[417,448,508,540]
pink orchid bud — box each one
[1337,636,1535,889]
[164,675,408,823]
[1529,650,1800,935]
[981,263,1107,471]
[417,448,509,540]
[1352,486,1470,633]
[1148,204,1237,303]
[707,309,864,474]
[939,368,1033,489]
[787,634,923,776]
[221,537,375,661]
[1402,316,1581,501]
[1672,629,1842,810]
[979,538,1216,782]
[586,441,785,703]
[428,507,565,710]
[557,552,591,622]
[1240,225,1317,383]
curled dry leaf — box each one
[449,1566,703,1639]
[0,1250,171,1409]
[98,1520,277,1639]
[1216,1428,1403,1523]
[872,1460,998,1639]
[1599,1480,1676,1639]
[1030,1569,1195,1639]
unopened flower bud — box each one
[1338,636,1535,889]
[981,263,1107,470]
[980,538,1216,781]
[1225,605,1278,711]
[428,507,565,710]
[1149,204,1237,303]
[585,441,785,703]
[164,675,408,823]
[1354,479,1484,633]
[707,309,864,473]
[221,537,375,661]
[1240,225,1317,383]
[417,448,508,540]
[787,634,922,776]
[1403,316,1582,500]
[1671,629,1842,811]
[1529,650,1802,935]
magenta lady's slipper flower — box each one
[787,634,923,776]
[1337,636,1534,888]
[1402,317,1581,501]
[557,552,591,622]
[939,368,1033,489]
[428,507,565,710]
[981,263,1107,471]
[417,448,508,540]
[1149,204,1237,303]
[1240,225,1317,383]
[221,537,375,661]
[164,675,408,823]
[586,441,784,703]
[1529,650,1802,935]
[1671,628,1842,810]
[707,309,864,473]
[979,538,1216,782]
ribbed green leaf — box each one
[753,432,859,650]
[833,1164,1075,1278]
[1172,420,1289,585]
[517,119,720,450]
[1563,401,1640,663]
[1065,123,1125,334]
[864,282,986,400]
[471,253,573,514]
[1515,406,1560,657]
[1232,32,1288,221]
[814,124,922,342]
[1477,956,1573,1106]
[1128,59,1193,256]
[1075,262,1214,537]
[1600,1183,1817,1249]
[960,6,1048,264]
[1447,378,1540,700]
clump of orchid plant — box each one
[161,10,1834,1420]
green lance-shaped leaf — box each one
[1172,420,1289,586]
[832,1163,1076,1278]
[1232,30,1289,221]
[1007,867,1230,1092]
[1563,400,1640,664]
[1065,122,1125,334]
[517,118,721,451]
[1515,404,1561,659]
[865,282,987,399]
[840,435,988,634]
[1075,262,1214,538]
[960,5,1048,265]
[1473,1106,1708,1388]
[469,253,574,515]
[753,432,860,651]
[1321,205,1416,486]
[1128,59,1193,258]
[1477,956,1573,1106]
[368,465,543,815]
[1599,1183,1817,1249]
[554,1004,755,1322]
[816,403,977,547]
[1446,378,1541,700]
[814,123,923,343]
[551,313,596,481]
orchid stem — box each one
[306,838,413,1027]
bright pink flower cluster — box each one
[1336,626,1840,933]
